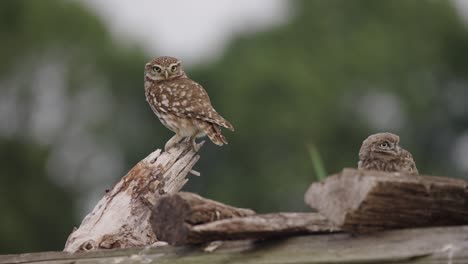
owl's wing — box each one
[400,149,419,175]
[156,79,234,131]
[184,82,235,131]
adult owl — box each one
[358,132,419,175]
[144,56,234,152]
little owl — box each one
[358,132,419,175]
[144,56,234,152]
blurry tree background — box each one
[1,0,468,254]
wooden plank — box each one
[188,212,340,243]
[2,226,468,264]
[304,168,468,232]
[63,142,203,253]
[151,192,338,245]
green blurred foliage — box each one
[189,0,468,213]
[0,139,74,254]
[0,0,152,253]
[1,0,468,254]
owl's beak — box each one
[164,70,169,79]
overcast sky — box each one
[80,0,468,65]
[80,0,291,64]
[454,0,468,24]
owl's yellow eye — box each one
[379,142,390,149]
[152,66,161,73]
[171,65,178,72]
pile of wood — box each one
[63,144,468,253]
[150,192,339,245]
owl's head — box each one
[145,56,186,81]
[359,132,401,160]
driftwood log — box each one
[151,192,340,245]
[305,168,468,232]
[63,142,202,253]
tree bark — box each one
[304,168,468,232]
[151,192,339,245]
[63,142,202,253]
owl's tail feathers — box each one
[223,120,235,131]
[207,125,228,146]
[208,110,234,131]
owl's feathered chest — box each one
[144,78,204,135]
[358,154,417,175]
[145,78,196,110]
[144,76,233,135]
[358,157,401,172]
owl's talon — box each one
[190,137,204,152]
[165,134,183,152]
[191,142,202,152]
[164,143,175,152]
[164,141,175,152]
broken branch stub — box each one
[63,142,202,253]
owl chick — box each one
[144,56,234,152]
[358,132,419,175]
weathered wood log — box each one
[187,212,340,244]
[151,192,339,245]
[304,168,468,232]
[5,226,468,264]
[152,192,255,225]
[63,142,202,253]
[150,192,255,245]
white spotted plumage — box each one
[144,56,234,152]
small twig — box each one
[190,170,201,176]
[203,241,224,252]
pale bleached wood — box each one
[304,168,468,232]
[63,141,202,253]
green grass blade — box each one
[307,143,327,181]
